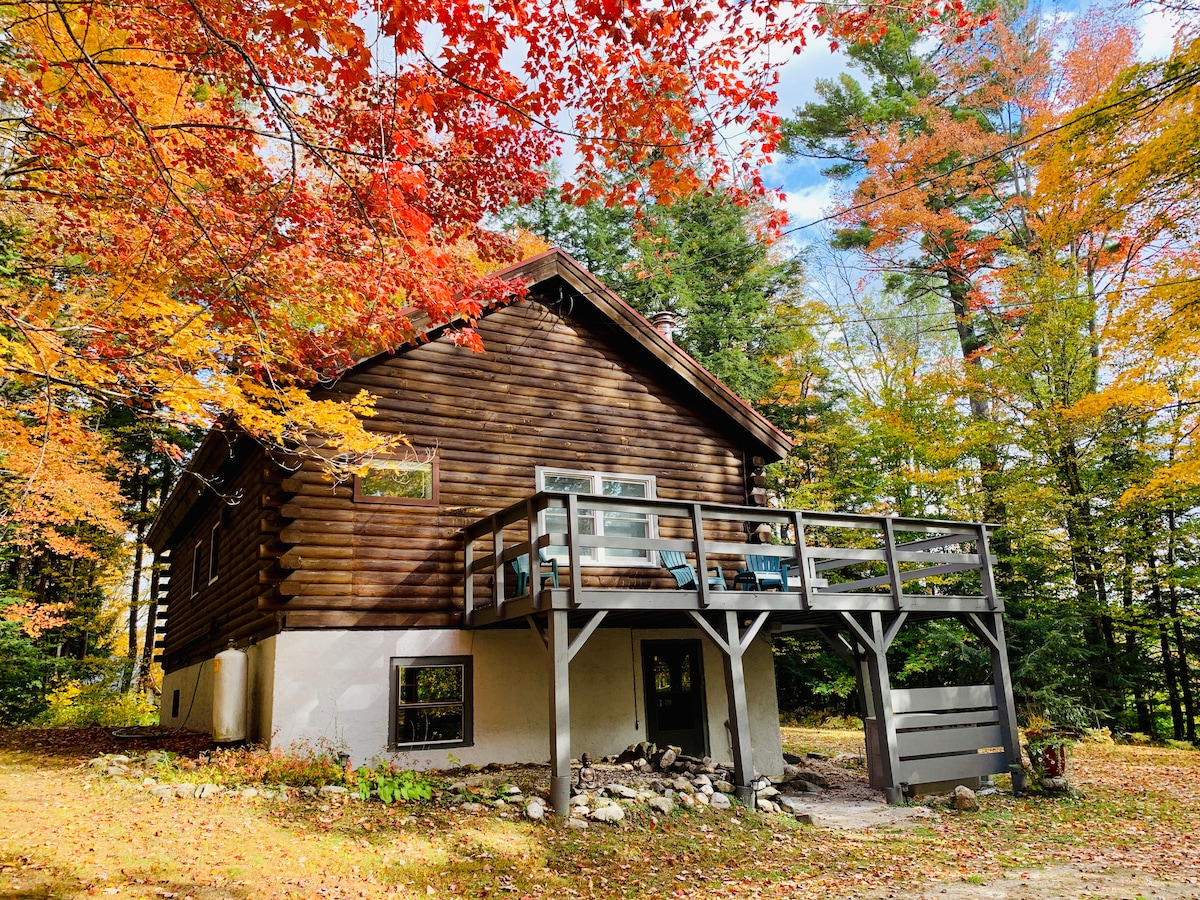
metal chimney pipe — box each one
[649,310,679,342]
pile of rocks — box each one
[87,747,853,824]
[441,745,839,824]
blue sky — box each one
[761,2,1186,236]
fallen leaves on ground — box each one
[1,729,1198,898]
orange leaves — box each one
[2,601,69,638]
[0,0,990,519]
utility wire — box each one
[534,271,1200,331]
[587,61,1200,282]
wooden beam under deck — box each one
[467,587,997,628]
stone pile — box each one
[437,745,836,825]
[87,748,848,825]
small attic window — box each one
[354,455,439,506]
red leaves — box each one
[0,0,992,481]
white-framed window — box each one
[536,467,657,566]
[190,540,203,597]
[389,656,473,750]
[208,522,221,585]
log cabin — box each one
[147,249,1026,813]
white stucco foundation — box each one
[159,636,275,742]
[268,626,784,775]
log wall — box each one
[277,297,760,628]
[159,437,282,669]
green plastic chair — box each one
[735,554,785,591]
[661,550,727,590]
[511,552,559,595]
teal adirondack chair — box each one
[511,552,559,595]
[735,554,785,591]
[661,550,727,591]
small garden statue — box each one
[576,753,599,789]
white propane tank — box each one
[212,645,248,742]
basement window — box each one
[354,455,438,506]
[390,656,472,750]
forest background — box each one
[1,0,1197,745]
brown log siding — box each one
[159,440,281,669]
[274,298,757,627]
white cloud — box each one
[780,180,835,228]
[1137,4,1182,61]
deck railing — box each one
[461,493,1000,624]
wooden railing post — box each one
[881,518,904,611]
[977,524,1002,612]
[492,518,505,618]
[525,498,539,607]
[790,510,810,608]
[565,493,582,608]
[691,503,710,607]
[464,531,475,626]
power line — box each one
[537,271,1200,332]
[593,60,1200,281]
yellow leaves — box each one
[1057,382,1170,423]
[0,405,127,557]
[214,381,398,478]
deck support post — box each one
[690,610,766,806]
[723,612,755,805]
[963,611,1027,793]
[547,609,572,816]
[842,611,903,803]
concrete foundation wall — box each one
[269,627,785,776]
[159,636,276,742]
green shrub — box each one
[349,761,433,803]
[35,680,158,727]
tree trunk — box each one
[1144,526,1185,740]
[122,453,153,692]
[1166,508,1197,743]
[1122,549,1153,735]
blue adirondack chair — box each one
[735,554,785,591]
[661,550,727,590]
[511,552,559,595]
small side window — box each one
[354,455,438,506]
[208,522,221,584]
[190,541,203,597]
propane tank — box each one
[212,644,248,742]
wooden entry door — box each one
[642,640,708,756]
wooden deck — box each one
[463,494,1024,814]
[462,494,1002,626]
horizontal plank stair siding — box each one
[891,685,1010,785]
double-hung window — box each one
[536,468,657,566]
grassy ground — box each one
[1,727,1197,899]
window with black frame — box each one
[390,656,472,750]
